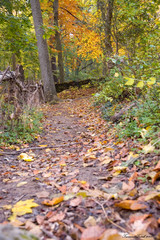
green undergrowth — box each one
[0,105,43,145]
[93,67,160,149]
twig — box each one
[93,199,133,235]
[0,66,10,82]
[41,228,58,239]
[0,143,79,155]
[14,194,26,203]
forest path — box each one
[0,88,159,239]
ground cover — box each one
[0,88,159,240]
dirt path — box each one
[0,93,159,239]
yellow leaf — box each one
[17,153,34,162]
[125,78,134,85]
[137,81,144,88]
[104,147,114,152]
[77,191,88,198]
[3,205,12,210]
[17,181,28,187]
[143,143,155,154]
[113,166,127,176]
[114,73,119,77]
[78,180,87,185]
[147,77,156,85]
[10,199,39,219]
[145,191,160,201]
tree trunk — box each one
[53,0,65,83]
[12,53,16,71]
[30,0,57,102]
[51,56,58,83]
[97,0,114,74]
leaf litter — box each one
[0,87,159,239]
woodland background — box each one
[0,1,160,239]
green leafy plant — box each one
[0,104,43,145]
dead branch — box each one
[0,66,10,82]
[0,143,80,155]
[111,102,136,122]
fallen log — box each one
[111,102,136,122]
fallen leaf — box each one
[143,144,155,154]
[122,181,135,192]
[113,166,127,176]
[144,191,160,201]
[48,211,65,222]
[36,215,45,225]
[70,197,82,207]
[81,226,105,240]
[104,147,114,152]
[152,171,160,184]
[17,181,28,187]
[115,200,147,210]
[84,216,97,228]
[17,153,34,162]
[42,196,64,206]
[100,229,124,240]
[154,161,160,171]
[9,199,39,221]
[36,191,50,198]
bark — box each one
[30,0,57,102]
[12,53,16,71]
[51,56,58,83]
[97,0,114,74]
[53,0,65,83]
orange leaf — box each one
[154,161,160,171]
[152,171,160,184]
[42,196,64,206]
[129,172,138,182]
[81,226,105,240]
[115,200,147,210]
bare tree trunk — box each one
[51,56,58,83]
[30,0,57,102]
[97,0,114,74]
[12,53,16,71]
[53,0,65,83]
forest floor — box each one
[0,87,159,240]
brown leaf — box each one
[36,191,50,198]
[115,200,147,210]
[152,171,160,184]
[36,215,45,225]
[122,181,135,192]
[70,197,82,207]
[154,160,160,171]
[48,211,65,222]
[84,216,97,228]
[81,226,105,240]
[129,213,151,224]
[100,229,124,240]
